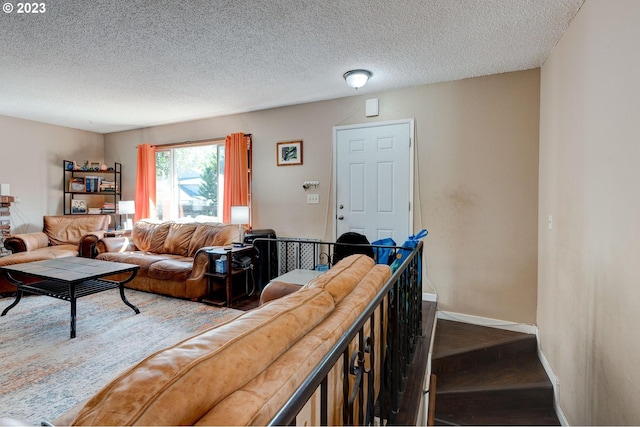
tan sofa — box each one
[94,220,239,300]
[53,254,390,426]
[0,215,110,294]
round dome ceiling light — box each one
[343,69,372,90]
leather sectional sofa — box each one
[52,254,390,426]
[94,219,239,300]
[0,215,111,294]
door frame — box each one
[332,118,415,241]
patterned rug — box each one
[0,290,241,424]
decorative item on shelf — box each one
[66,162,74,171]
[276,140,303,166]
[71,199,87,214]
[89,161,101,171]
[70,177,85,192]
[118,200,135,230]
[230,206,249,245]
[80,160,89,171]
[100,164,108,171]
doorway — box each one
[333,119,414,243]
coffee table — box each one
[1,257,140,338]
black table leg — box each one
[1,289,23,316]
[119,285,140,314]
[70,283,76,338]
[118,270,140,314]
[1,272,24,316]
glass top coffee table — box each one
[1,257,140,338]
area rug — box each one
[0,290,242,424]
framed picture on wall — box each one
[276,140,303,166]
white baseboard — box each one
[537,346,569,425]
[437,310,537,335]
[422,292,437,302]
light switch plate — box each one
[307,194,319,204]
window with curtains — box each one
[155,141,225,221]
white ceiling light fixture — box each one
[343,69,372,90]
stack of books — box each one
[102,202,116,214]
[85,176,100,193]
[99,180,118,193]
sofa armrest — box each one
[259,280,303,305]
[78,231,108,258]
[96,236,136,254]
[190,246,224,280]
[3,232,49,253]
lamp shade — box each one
[118,200,135,215]
[343,69,372,89]
[230,206,249,224]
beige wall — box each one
[538,0,640,424]
[0,115,103,233]
[105,70,540,324]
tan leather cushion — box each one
[96,252,175,276]
[187,224,239,257]
[131,221,172,253]
[0,245,78,266]
[70,287,336,426]
[147,259,193,282]
[195,264,392,426]
[163,223,198,256]
[303,254,375,304]
[43,215,110,246]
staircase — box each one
[432,319,560,426]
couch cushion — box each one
[43,215,110,246]
[303,254,375,304]
[69,286,336,426]
[0,245,79,266]
[131,220,172,253]
[96,252,177,277]
[187,224,239,257]
[163,223,198,256]
[147,259,193,282]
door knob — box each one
[339,204,344,209]
[338,215,344,220]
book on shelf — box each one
[85,176,101,192]
[102,201,116,213]
[99,180,118,192]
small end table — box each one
[202,245,255,308]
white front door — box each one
[334,119,413,243]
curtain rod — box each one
[136,134,252,149]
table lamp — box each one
[230,205,249,245]
[118,200,135,230]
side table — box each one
[203,245,255,307]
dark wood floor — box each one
[432,320,560,426]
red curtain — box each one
[223,133,250,223]
[135,144,156,222]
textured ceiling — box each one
[0,0,584,134]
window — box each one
[155,141,225,221]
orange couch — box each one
[94,220,239,300]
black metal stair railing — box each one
[252,238,424,426]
